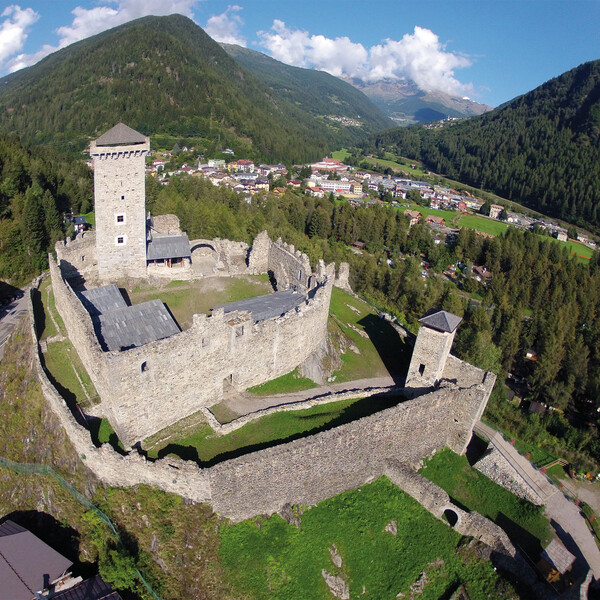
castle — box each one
[45,123,495,525]
[53,124,336,446]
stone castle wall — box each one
[55,232,98,281]
[209,381,491,522]
[31,277,494,528]
[50,235,335,446]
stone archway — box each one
[190,242,219,276]
[442,507,460,528]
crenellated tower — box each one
[90,123,149,280]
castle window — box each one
[116,236,125,245]
[141,361,149,373]
[81,255,85,262]
[121,195,125,200]
[418,363,425,376]
[202,337,209,348]
[116,214,125,223]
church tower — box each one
[90,123,149,280]
[406,309,462,389]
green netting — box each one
[0,456,163,600]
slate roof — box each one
[147,234,191,260]
[80,285,180,351]
[214,289,305,322]
[97,299,180,351]
[53,574,123,600]
[81,284,127,316]
[95,122,147,146]
[541,539,576,574]
[418,309,462,333]
[0,519,72,600]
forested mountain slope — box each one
[0,15,369,163]
[221,43,392,137]
[365,60,600,229]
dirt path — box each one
[221,375,398,417]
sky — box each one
[1,0,599,107]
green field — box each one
[458,214,510,236]
[331,149,351,161]
[220,477,517,600]
[247,368,317,396]
[420,448,552,558]
[328,287,410,381]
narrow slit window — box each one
[418,363,425,376]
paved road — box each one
[475,421,600,579]
[0,289,29,361]
[221,375,398,416]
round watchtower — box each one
[405,309,462,389]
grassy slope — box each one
[220,477,517,600]
[420,448,552,558]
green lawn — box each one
[458,214,510,236]
[420,448,552,558]
[328,287,410,382]
[36,278,64,340]
[129,275,272,330]
[220,477,517,600]
[143,394,400,464]
[331,149,351,161]
[247,368,317,396]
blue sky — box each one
[1,0,599,107]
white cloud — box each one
[204,5,246,46]
[4,0,198,73]
[0,5,39,70]
[258,21,473,96]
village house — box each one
[489,204,504,219]
[405,209,422,227]
[310,157,349,173]
[426,214,446,227]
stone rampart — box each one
[208,382,488,522]
[32,278,493,532]
[50,235,335,446]
[384,459,515,556]
[29,279,211,502]
[268,238,313,291]
[55,232,98,281]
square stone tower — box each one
[406,309,462,389]
[90,123,150,280]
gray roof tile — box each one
[98,299,180,351]
[214,289,305,322]
[81,284,127,316]
[147,235,191,260]
[95,122,147,146]
[418,309,462,333]
[0,520,72,600]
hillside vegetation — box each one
[365,60,600,230]
[221,43,391,143]
[0,15,384,163]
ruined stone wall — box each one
[55,232,98,280]
[443,357,496,456]
[209,385,475,522]
[268,238,313,291]
[28,281,211,501]
[33,275,492,526]
[50,239,334,446]
[101,273,333,446]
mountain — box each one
[365,60,600,229]
[345,77,492,124]
[0,15,381,163]
[221,44,392,134]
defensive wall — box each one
[51,232,335,446]
[31,273,494,524]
